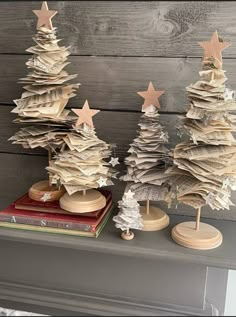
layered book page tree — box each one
[120,82,172,232]
[47,100,117,213]
[9,1,80,202]
[168,31,236,250]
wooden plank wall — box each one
[1,0,236,220]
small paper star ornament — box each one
[97,177,107,187]
[41,192,52,202]
[109,157,120,167]
[124,190,135,200]
[223,88,234,101]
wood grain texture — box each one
[0,105,179,158]
[0,1,235,57]
[1,55,236,112]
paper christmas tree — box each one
[10,1,79,153]
[47,100,116,212]
[113,190,143,240]
[121,82,172,231]
[169,31,236,250]
[9,1,80,202]
[122,82,172,202]
[47,100,115,194]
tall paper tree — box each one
[169,31,236,250]
[9,2,80,201]
[47,100,116,213]
[11,1,79,145]
[121,82,172,231]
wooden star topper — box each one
[33,1,57,30]
[137,82,165,111]
[198,31,231,64]
[72,100,100,128]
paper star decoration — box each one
[72,100,100,128]
[205,192,215,205]
[124,190,135,200]
[109,157,120,167]
[137,82,165,111]
[223,88,235,101]
[198,31,231,64]
[40,192,52,202]
[222,177,230,190]
[97,177,108,187]
[33,1,57,30]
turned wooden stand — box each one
[60,189,106,213]
[140,200,169,231]
[28,149,65,202]
[172,208,223,250]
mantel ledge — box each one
[0,214,236,270]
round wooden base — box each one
[28,180,66,202]
[172,221,223,250]
[60,189,106,213]
[140,206,169,231]
[121,231,134,240]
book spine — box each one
[0,215,93,232]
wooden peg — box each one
[195,207,201,231]
[146,200,150,215]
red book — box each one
[14,190,111,218]
[0,198,113,233]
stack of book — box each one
[0,190,113,238]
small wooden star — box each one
[97,177,107,187]
[137,82,165,111]
[109,157,120,167]
[198,31,231,64]
[33,1,57,30]
[205,192,215,205]
[72,100,100,128]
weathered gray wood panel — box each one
[0,153,48,209]
[0,105,179,157]
[1,55,236,112]
[0,1,235,58]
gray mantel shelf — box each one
[0,213,236,270]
